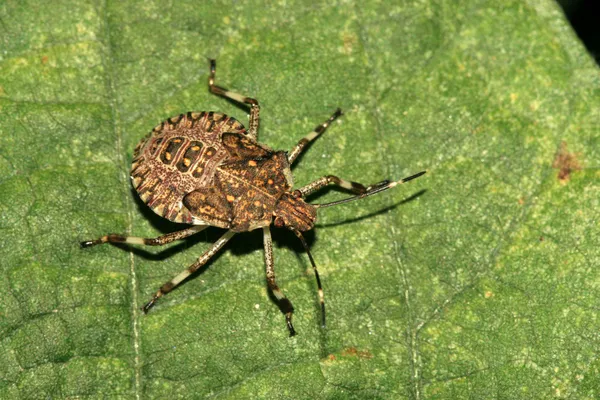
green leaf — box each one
[1,0,598,398]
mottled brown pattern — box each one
[552,141,582,182]
[81,60,425,337]
[221,132,271,160]
[130,112,246,224]
[177,141,203,173]
[131,108,300,232]
[182,187,232,228]
[273,193,317,232]
[183,142,295,231]
[217,153,288,231]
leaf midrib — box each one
[98,1,142,398]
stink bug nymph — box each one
[81,60,425,336]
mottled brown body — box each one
[131,111,299,232]
[82,60,425,337]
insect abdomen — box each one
[130,112,246,224]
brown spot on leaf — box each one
[342,32,358,54]
[341,347,373,359]
[342,347,358,356]
[552,141,581,183]
[41,55,49,64]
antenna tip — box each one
[401,170,427,183]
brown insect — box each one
[81,60,425,336]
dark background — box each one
[560,0,600,63]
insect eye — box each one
[274,217,285,228]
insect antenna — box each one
[290,228,326,328]
[313,170,426,209]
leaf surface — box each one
[1,0,598,398]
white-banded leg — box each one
[287,108,342,165]
[313,171,427,208]
[289,228,326,330]
[80,225,208,248]
[294,175,391,199]
[142,230,236,313]
[209,59,260,140]
[263,226,296,336]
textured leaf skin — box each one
[0,1,598,399]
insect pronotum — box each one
[81,60,425,336]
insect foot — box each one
[81,59,426,337]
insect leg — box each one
[142,230,236,313]
[208,59,260,140]
[314,171,426,208]
[294,175,391,198]
[263,226,296,336]
[290,228,326,330]
[80,225,208,248]
[287,108,342,164]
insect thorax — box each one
[212,150,296,232]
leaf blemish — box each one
[552,141,582,183]
[341,347,373,359]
